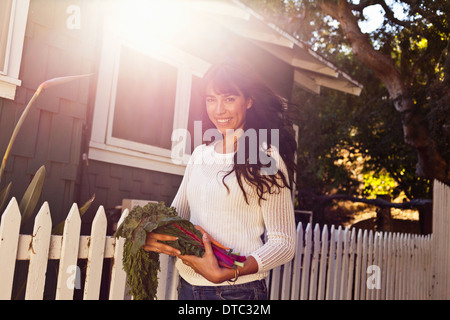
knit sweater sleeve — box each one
[249,148,296,273]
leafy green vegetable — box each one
[121,240,160,300]
[114,202,206,300]
[115,202,245,300]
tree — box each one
[243,0,450,187]
[316,0,448,184]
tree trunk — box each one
[376,195,392,232]
[318,0,449,184]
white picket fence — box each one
[0,180,448,300]
[269,223,432,300]
[0,199,129,300]
[431,180,450,299]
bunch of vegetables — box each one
[114,202,245,300]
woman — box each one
[144,60,298,300]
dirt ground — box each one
[320,200,421,234]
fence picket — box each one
[308,224,320,300]
[362,230,373,300]
[157,253,170,300]
[395,233,403,299]
[387,232,395,299]
[290,222,303,300]
[406,234,412,299]
[403,233,409,299]
[325,225,335,299]
[83,206,107,300]
[0,198,21,300]
[354,229,363,300]
[317,224,328,300]
[167,256,180,300]
[380,232,388,300]
[25,202,52,300]
[333,226,343,300]
[299,223,312,300]
[55,203,82,300]
[401,233,408,299]
[401,234,407,299]
[412,235,419,299]
[109,208,129,300]
[340,227,350,300]
[418,235,424,299]
[375,232,383,300]
[345,228,356,300]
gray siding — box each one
[0,0,99,232]
[76,160,183,234]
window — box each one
[0,0,30,100]
[0,0,14,73]
[185,75,205,154]
[89,20,210,175]
[112,46,177,150]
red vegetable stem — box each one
[212,245,245,262]
[212,246,235,267]
[171,223,202,243]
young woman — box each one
[144,60,298,300]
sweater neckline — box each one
[210,141,236,158]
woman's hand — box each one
[177,232,232,284]
[143,232,181,256]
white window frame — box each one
[89,18,210,176]
[0,0,30,100]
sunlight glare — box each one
[110,0,193,43]
[359,4,384,33]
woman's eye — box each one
[206,98,216,103]
[225,97,236,103]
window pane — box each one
[185,75,204,154]
[112,46,177,150]
[0,0,13,73]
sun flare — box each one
[109,0,194,44]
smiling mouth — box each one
[216,118,232,124]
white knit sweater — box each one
[171,142,296,286]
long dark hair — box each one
[199,60,298,205]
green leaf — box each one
[79,193,95,216]
[19,165,45,225]
[0,181,12,214]
[52,193,95,235]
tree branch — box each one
[317,0,448,184]
[312,193,431,209]
[349,0,411,27]
[318,0,405,99]
[349,0,378,13]
[376,0,411,27]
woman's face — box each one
[205,84,252,136]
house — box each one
[0,0,362,234]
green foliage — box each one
[18,165,46,226]
[122,241,160,300]
[362,170,397,197]
[115,202,206,300]
[243,0,448,202]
